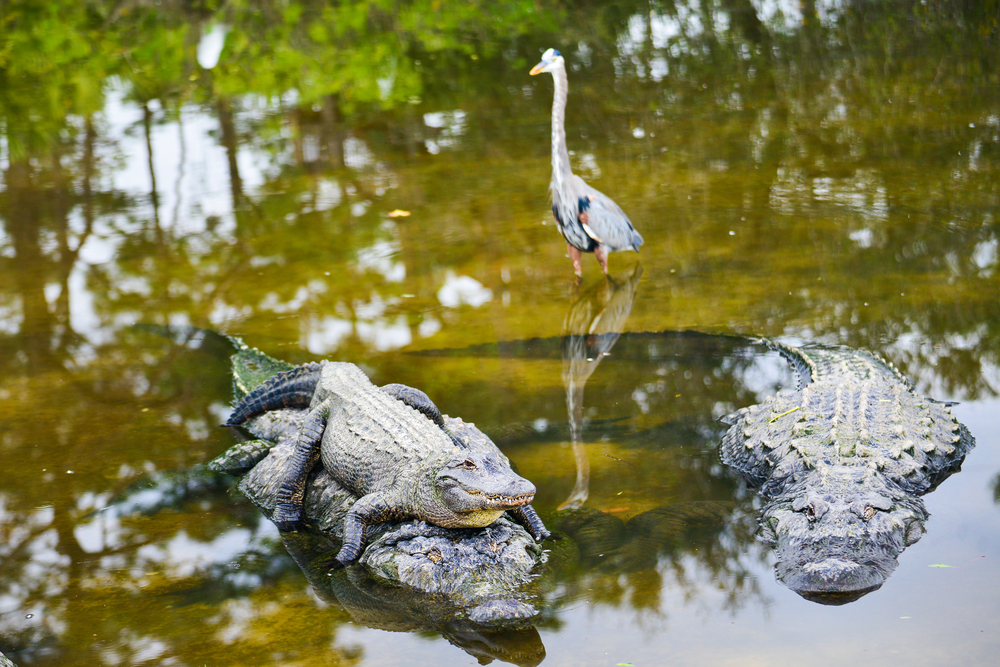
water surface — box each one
[1,1,999,665]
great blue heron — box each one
[530,48,643,277]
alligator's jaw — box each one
[441,482,536,524]
[459,485,536,510]
[776,554,894,605]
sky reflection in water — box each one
[1,1,999,665]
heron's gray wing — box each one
[571,175,643,251]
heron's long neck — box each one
[550,65,572,192]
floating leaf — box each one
[928,564,954,568]
[387,209,411,217]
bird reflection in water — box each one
[558,264,644,509]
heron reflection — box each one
[558,264,643,509]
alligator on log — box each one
[720,340,975,604]
[211,340,550,624]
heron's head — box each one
[530,48,564,76]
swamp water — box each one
[1,2,999,665]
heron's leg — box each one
[567,242,583,277]
[594,245,609,274]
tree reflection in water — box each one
[1,0,998,664]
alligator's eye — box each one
[851,499,884,520]
[457,458,477,470]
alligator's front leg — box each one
[506,504,551,542]
[336,492,409,567]
[272,405,328,531]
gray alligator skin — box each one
[210,340,550,626]
[720,340,975,603]
[224,358,549,567]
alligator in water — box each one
[720,340,975,603]
[222,348,549,567]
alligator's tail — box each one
[760,338,916,393]
[225,362,324,426]
[755,338,815,389]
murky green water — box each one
[2,1,999,665]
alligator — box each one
[224,357,550,567]
[720,340,975,603]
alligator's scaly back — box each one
[315,362,461,492]
[723,341,970,497]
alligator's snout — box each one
[457,478,536,508]
[763,491,927,604]
[777,554,894,605]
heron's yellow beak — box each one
[529,62,545,75]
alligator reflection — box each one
[280,532,546,667]
[560,265,644,509]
